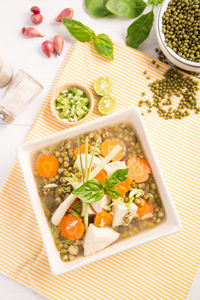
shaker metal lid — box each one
[0,105,14,123]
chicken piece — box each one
[104,161,126,178]
[81,203,96,217]
[112,202,138,227]
[84,224,120,256]
[75,154,102,170]
[91,194,111,213]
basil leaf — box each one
[85,0,112,18]
[126,9,154,49]
[93,34,114,60]
[106,187,122,198]
[62,18,95,42]
[106,0,146,18]
[103,177,110,189]
[148,0,163,5]
[105,168,129,188]
[72,179,104,203]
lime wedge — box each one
[94,76,112,96]
[98,95,116,115]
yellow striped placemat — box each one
[0,41,200,300]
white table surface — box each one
[0,0,199,299]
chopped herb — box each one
[71,202,81,210]
[56,88,90,122]
[69,209,81,218]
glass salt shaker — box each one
[0,57,13,87]
[0,69,43,123]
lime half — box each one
[94,76,112,96]
[98,95,116,115]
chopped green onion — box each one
[83,137,89,230]
[85,136,89,181]
[84,203,88,230]
[71,202,81,210]
[88,138,98,178]
[78,137,84,183]
[69,209,81,218]
[55,87,89,122]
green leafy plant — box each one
[72,168,129,203]
[73,136,126,228]
[72,179,105,203]
[93,34,114,60]
[85,0,112,17]
[106,0,146,18]
[84,0,164,48]
[62,18,113,59]
[103,168,129,188]
[126,9,154,48]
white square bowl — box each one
[18,106,181,275]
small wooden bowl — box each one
[50,82,94,125]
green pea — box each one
[63,161,69,168]
[60,249,67,254]
[55,151,60,157]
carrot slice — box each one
[94,168,107,185]
[127,157,151,183]
[37,155,59,178]
[74,144,92,157]
[114,177,131,198]
[100,139,125,161]
[84,166,107,185]
[59,214,84,241]
[94,210,113,228]
[137,201,153,217]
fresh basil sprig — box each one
[62,18,95,42]
[126,9,154,49]
[103,168,129,188]
[105,187,122,198]
[72,168,128,203]
[72,179,105,203]
[62,18,114,60]
[106,0,146,19]
[84,0,163,49]
[85,0,112,18]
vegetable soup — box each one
[33,123,165,262]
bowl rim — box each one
[18,107,181,275]
[50,81,94,126]
[157,0,200,68]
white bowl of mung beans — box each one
[156,0,200,72]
